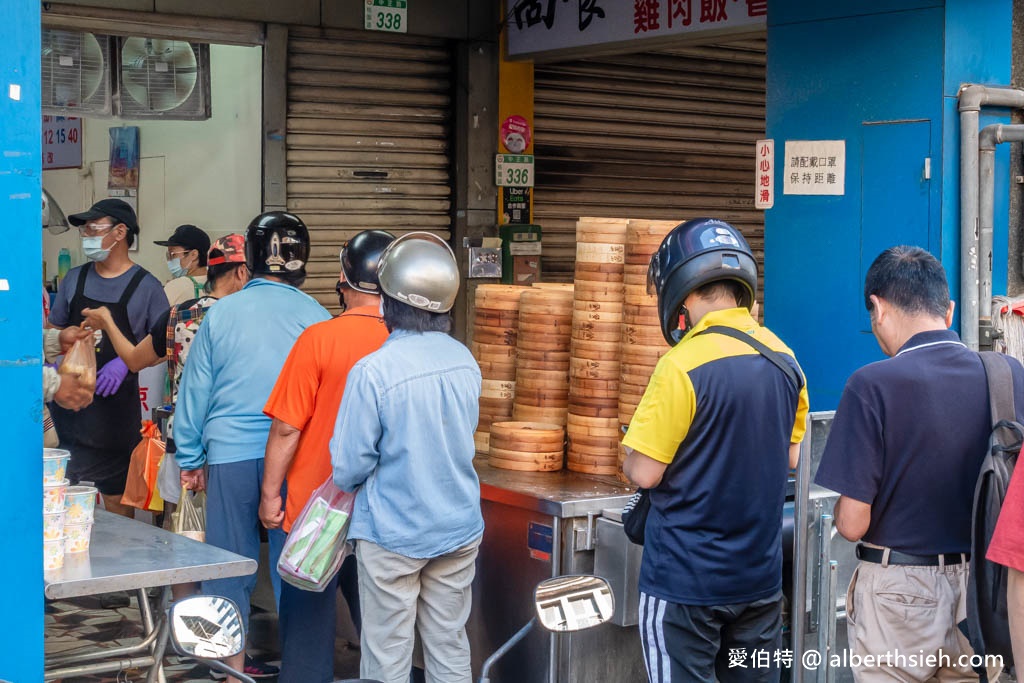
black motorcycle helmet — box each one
[648,217,758,346]
[340,230,395,294]
[245,211,310,284]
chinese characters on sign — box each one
[496,154,535,188]
[782,140,846,196]
[42,116,82,170]
[508,0,766,58]
[503,186,531,224]
[365,0,407,33]
[754,139,774,209]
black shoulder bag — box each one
[621,326,804,546]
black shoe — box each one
[209,655,280,680]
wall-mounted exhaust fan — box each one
[119,38,210,119]
[41,29,112,116]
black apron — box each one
[51,263,146,493]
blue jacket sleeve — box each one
[330,362,382,492]
[174,313,215,471]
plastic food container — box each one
[65,485,98,524]
[43,449,71,485]
[64,522,93,553]
[44,537,65,570]
[43,479,69,514]
[43,510,65,541]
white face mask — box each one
[82,236,111,262]
[167,257,188,278]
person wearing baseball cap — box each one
[49,197,169,518]
[155,224,211,306]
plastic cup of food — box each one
[43,510,65,542]
[43,449,71,485]
[64,523,93,553]
[43,479,69,515]
[65,485,98,524]
[44,537,65,571]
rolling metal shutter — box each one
[533,37,767,293]
[286,27,454,309]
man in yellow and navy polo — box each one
[622,217,809,683]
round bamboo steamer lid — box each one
[514,404,568,421]
[566,448,620,465]
[530,282,575,292]
[627,218,678,239]
[472,342,516,358]
[566,461,619,476]
[518,347,572,361]
[566,424,622,440]
[473,329,518,347]
[567,433,622,450]
[489,456,563,472]
[576,218,628,244]
[489,449,564,466]
[490,421,563,438]
[518,320,572,336]
[475,284,529,303]
[517,359,570,373]
[566,413,620,428]
[489,443,564,460]
[576,243,626,266]
[573,299,624,313]
[572,281,625,302]
[514,367,571,383]
[567,404,620,419]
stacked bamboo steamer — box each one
[513,284,574,430]
[566,217,629,476]
[473,284,529,454]
[618,219,677,471]
[488,421,565,472]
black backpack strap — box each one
[700,325,804,392]
[980,351,1018,448]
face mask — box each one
[167,258,187,278]
[82,236,110,262]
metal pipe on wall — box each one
[958,86,1024,350]
[978,124,1024,340]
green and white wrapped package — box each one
[278,476,356,592]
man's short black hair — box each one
[205,262,245,290]
[381,294,452,334]
[864,246,950,318]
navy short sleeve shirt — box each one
[815,329,1024,554]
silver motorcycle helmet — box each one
[377,232,459,312]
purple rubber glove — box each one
[96,357,129,397]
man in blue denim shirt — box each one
[331,233,483,683]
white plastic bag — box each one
[277,477,355,592]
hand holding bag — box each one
[174,485,206,542]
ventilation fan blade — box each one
[121,37,199,112]
[42,30,105,106]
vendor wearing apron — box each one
[48,199,169,517]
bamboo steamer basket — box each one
[473,285,529,453]
[488,422,565,472]
[475,284,530,307]
[576,217,629,245]
[514,286,574,431]
[513,404,570,426]
[474,431,489,454]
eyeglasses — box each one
[166,249,189,260]
[78,222,117,238]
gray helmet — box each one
[377,232,459,312]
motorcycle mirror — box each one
[42,188,70,235]
[168,595,246,660]
[533,574,615,633]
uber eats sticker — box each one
[365,0,407,33]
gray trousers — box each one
[356,536,481,683]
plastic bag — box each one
[121,421,166,512]
[278,477,355,592]
[58,335,97,391]
[174,485,206,542]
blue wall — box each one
[766,0,1014,410]
[0,2,43,679]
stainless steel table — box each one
[44,509,257,682]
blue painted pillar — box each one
[0,2,43,680]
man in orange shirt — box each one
[260,230,394,683]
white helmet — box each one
[377,232,459,313]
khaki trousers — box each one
[847,559,1003,682]
[356,537,481,683]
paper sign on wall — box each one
[496,154,534,187]
[755,139,774,209]
[365,0,407,33]
[783,140,845,196]
[42,116,82,170]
